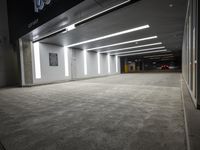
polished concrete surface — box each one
[0,73,186,150]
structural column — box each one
[19,39,33,86]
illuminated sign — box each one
[34,0,52,12]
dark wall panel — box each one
[7,0,84,42]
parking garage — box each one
[0,0,199,150]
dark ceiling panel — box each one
[7,0,85,42]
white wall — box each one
[110,55,116,74]
[32,44,120,85]
[87,51,98,77]
[100,54,108,75]
[32,43,71,84]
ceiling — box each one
[36,0,188,57]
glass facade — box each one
[182,0,199,108]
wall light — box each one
[85,36,158,51]
[113,46,166,55]
[64,47,69,76]
[116,55,118,73]
[84,50,88,75]
[108,54,111,74]
[97,52,101,74]
[118,49,168,57]
[101,42,162,53]
[66,25,150,48]
[33,42,41,79]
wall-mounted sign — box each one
[7,0,84,42]
[49,53,58,66]
[34,0,52,13]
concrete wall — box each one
[0,0,19,87]
[32,43,120,85]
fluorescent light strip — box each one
[66,25,150,48]
[144,54,173,58]
[101,42,162,53]
[34,1,131,41]
[116,56,119,73]
[108,54,111,73]
[64,47,69,76]
[73,0,131,26]
[149,56,174,60]
[83,50,88,75]
[161,56,175,59]
[97,52,101,74]
[33,42,41,79]
[161,58,173,61]
[149,57,161,60]
[113,46,165,55]
[86,36,158,51]
[118,50,168,57]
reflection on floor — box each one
[0,73,186,150]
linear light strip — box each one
[100,42,162,53]
[66,25,150,48]
[118,50,168,57]
[97,52,101,74]
[74,0,131,26]
[144,54,173,58]
[148,56,174,59]
[33,0,131,42]
[64,47,69,76]
[84,50,88,75]
[112,46,165,55]
[108,54,111,73]
[86,36,158,51]
[116,56,118,73]
[33,42,41,79]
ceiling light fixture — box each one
[66,25,150,48]
[144,54,173,58]
[86,36,158,51]
[33,0,133,42]
[112,46,166,55]
[63,0,132,34]
[100,42,162,53]
[74,0,131,26]
[118,49,168,57]
[66,24,76,31]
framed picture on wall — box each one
[49,53,58,66]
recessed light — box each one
[169,4,173,7]
[100,42,162,53]
[112,46,166,55]
[66,25,150,48]
[118,49,168,57]
[86,36,157,51]
[144,54,173,58]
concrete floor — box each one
[0,73,186,150]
